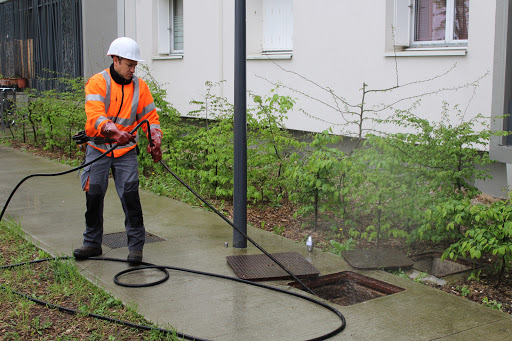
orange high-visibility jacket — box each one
[85,68,161,158]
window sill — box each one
[247,53,293,60]
[385,47,467,57]
[152,54,184,60]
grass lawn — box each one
[0,219,180,340]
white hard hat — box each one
[107,37,144,62]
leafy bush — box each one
[247,90,304,204]
[432,196,512,285]
[378,104,493,201]
[287,129,346,229]
[13,73,86,156]
[345,105,494,245]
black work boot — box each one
[73,246,103,260]
[127,250,143,265]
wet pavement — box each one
[1,143,512,340]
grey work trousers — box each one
[80,145,145,251]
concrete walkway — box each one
[1,143,511,340]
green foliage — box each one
[347,104,494,245]
[457,285,471,297]
[379,104,493,200]
[389,268,409,279]
[467,269,482,282]
[328,238,356,256]
[418,193,512,285]
[437,196,512,284]
[272,225,285,235]
[12,72,86,156]
[416,198,467,243]
[247,90,304,204]
[288,129,346,229]
[346,140,418,244]
[188,81,235,198]
[482,297,504,311]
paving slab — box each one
[1,144,512,340]
[342,249,414,270]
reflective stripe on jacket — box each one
[84,68,161,158]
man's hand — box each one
[101,121,135,146]
[147,129,162,163]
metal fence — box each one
[0,0,83,91]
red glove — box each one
[101,121,135,146]
[147,129,162,163]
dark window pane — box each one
[453,0,469,40]
[415,0,447,41]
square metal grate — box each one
[226,252,320,281]
[102,231,166,249]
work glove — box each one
[147,129,162,163]
[101,121,135,146]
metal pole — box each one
[233,0,247,248]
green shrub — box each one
[437,196,512,285]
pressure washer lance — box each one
[72,130,115,152]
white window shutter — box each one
[393,0,411,47]
[284,3,293,50]
[158,0,171,54]
[263,0,293,52]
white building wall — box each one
[128,0,496,137]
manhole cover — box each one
[341,249,414,270]
[411,253,476,277]
[226,252,320,281]
[102,232,166,249]
[289,271,404,306]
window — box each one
[158,0,184,54]
[413,0,469,46]
[262,0,293,52]
[392,0,469,48]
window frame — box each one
[157,0,183,55]
[170,0,184,54]
[410,0,468,48]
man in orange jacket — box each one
[74,37,162,265]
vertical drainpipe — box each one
[233,0,247,248]
[117,0,125,37]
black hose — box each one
[0,256,346,341]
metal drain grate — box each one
[226,252,320,281]
[102,232,166,249]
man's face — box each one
[113,57,137,80]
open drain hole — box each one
[288,271,404,306]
